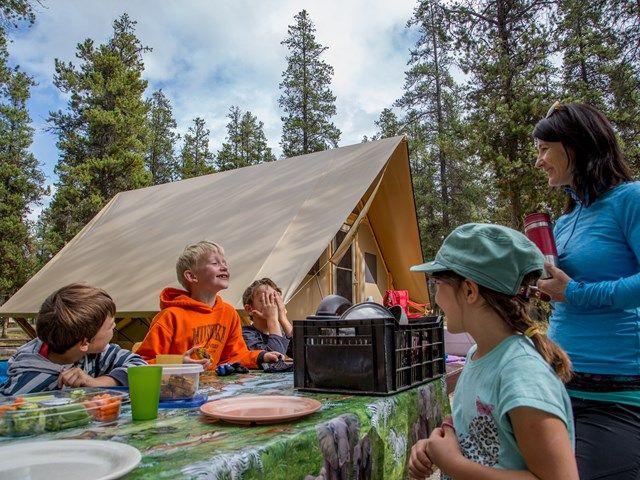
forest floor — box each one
[0,319,31,359]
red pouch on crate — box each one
[382,290,428,319]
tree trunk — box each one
[497,0,522,228]
[430,4,450,231]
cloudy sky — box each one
[10,0,419,213]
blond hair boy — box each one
[136,241,281,369]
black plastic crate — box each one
[293,315,444,395]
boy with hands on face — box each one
[242,278,292,356]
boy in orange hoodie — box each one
[136,241,281,370]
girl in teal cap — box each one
[408,223,577,480]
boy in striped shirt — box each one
[1,283,146,395]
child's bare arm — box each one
[424,409,578,480]
[510,407,579,480]
[58,368,118,388]
[408,438,434,479]
[423,425,535,480]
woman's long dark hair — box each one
[533,103,633,212]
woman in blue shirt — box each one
[534,102,640,480]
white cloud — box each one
[12,0,418,190]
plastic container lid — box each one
[158,363,202,401]
[159,393,208,409]
[157,364,204,374]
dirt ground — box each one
[0,319,32,359]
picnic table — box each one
[1,371,450,479]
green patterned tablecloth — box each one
[2,372,449,479]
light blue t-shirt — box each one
[450,335,574,472]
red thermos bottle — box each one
[523,213,558,279]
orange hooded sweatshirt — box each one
[136,288,263,369]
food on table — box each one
[160,373,197,399]
[68,389,87,399]
[83,393,122,423]
[5,402,46,436]
[0,396,25,413]
[0,397,25,435]
[21,394,56,404]
[194,347,209,360]
[0,388,126,437]
[44,403,91,431]
[157,364,202,400]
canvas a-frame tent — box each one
[0,136,430,348]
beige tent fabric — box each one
[1,136,428,317]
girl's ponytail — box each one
[525,326,572,383]
[478,273,573,383]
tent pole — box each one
[329,164,388,266]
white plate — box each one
[0,439,141,480]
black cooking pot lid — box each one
[314,294,353,317]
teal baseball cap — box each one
[410,223,544,296]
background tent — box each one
[1,136,429,347]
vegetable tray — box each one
[0,388,128,437]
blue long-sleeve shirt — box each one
[549,181,640,376]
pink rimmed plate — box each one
[200,395,321,425]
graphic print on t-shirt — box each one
[459,397,500,467]
[192,323,227,353]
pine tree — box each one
[608,0,640,74]
[370,108,403,140]
[388,0,487,257]
[146,89,179,184]
[279,9,341,157]
[398,0,465,233]
[40,14,152,259]
[0,0,36,27]
[0,20,46,306]
[608,63,640,177]
[178,117,215,179]
[236,109,275,166]
[446,0,560,228]
[216,106,275,171]
[605,0,640,176]
[557,0,640,177]
[556,0,620,108]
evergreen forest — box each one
[1,0,639,306]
